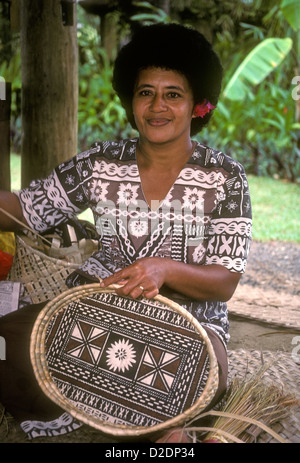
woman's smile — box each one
[147,117,170,126]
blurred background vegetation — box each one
[1,0,299,182]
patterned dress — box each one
[17,138,252,345]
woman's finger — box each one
[143,287,159,299]
[114,280,159,300]
[100,270,129,287]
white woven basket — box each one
[8,234,80,304]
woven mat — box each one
[227,349,300,443]
[228,284,300,330]
[1,349,299,443]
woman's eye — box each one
[168,92,181,99]
[139,90,151,96]
[136,90,182,99]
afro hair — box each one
[112,23,223,136]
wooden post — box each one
[100,12,118,62]
[0,81,12,191]
[20,0,78,187]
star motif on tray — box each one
[65,320,108,365]
[106,338,137,373]
[136,346,181,393]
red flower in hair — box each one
[193,99,216,118]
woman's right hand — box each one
[100,256,167,299]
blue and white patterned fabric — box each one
[17,138,252,345]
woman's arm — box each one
[0,191,28,231]
[100,256,241,302]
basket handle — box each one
[0,207,53,247]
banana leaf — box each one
[223,37,293,101]
[280,0,300,31]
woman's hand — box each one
[100,257,167,299]
[101,257,241,302]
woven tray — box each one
[30,284,219,438]
[228,284,300,330]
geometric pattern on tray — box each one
[45,291,212,428]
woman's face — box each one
[132,67,195,146]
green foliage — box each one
[198,0,300,182]
[130,1,171,24]
[223,38,293,100]
[200,67,300,181]
[77,11,137,150]
[280,0,300,32]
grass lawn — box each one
[248,175,300,243]
[9,153,300,243]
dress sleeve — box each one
[16,148,96,233]
[205,161,252,273]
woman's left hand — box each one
[100,257,167,299]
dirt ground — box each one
[1,239,299,443]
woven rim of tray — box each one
[30,283,219,437]
[227,349,300,443]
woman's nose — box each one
[150,93,166,111]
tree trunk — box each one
[20,0,78,187]
[100,11,118,62]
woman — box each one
[0,23,252,442]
